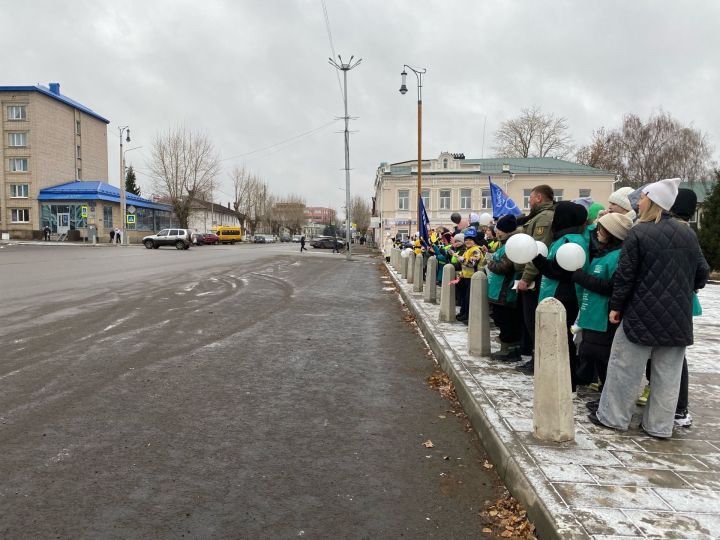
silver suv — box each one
[143,228,192,250]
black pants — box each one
[520,288,539,357]
[300,243,306,252]
[490,303,522,344]
[457,278,470,318]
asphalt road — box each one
[0,242,503,539]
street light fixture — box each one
[118,125,131,245]
[399,64,426,239]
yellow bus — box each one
[212,226,243,244]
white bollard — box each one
[390,248,397,269]
[468,272,491,356]
[406,252,415,284]
[533,298,575,443]
[423,256,438,303]
[401,252,409,279]
[413,253,424,293]
[438,264,457,322]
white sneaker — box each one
[674,410,693,428]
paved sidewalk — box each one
[386,261,720,539]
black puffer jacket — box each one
[609,213,709,346]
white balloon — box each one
[401,248,411,258]
[479,212,493,226]
[536,241,548,258]
[505,233,538,264]
[556,243,587,271]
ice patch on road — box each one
[183,282,199,292]
[103,315,132,332]
[46,448,70,465]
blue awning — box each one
[38,181,172,212]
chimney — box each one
[49,82,60,95]
[227,202,230,209]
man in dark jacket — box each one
[592,178,709,438]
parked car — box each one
[202,232,219,245]
[191,232,206,245]
[143,228,192,250]
[311,236,345,249]
[291,235,303,243]
[253,235,266,244]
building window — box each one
[460,188,472,210]
[8,132,27,147]
[398,189,409,210]
[421,189,430,210]
[523,189,532,209]
[579,188,591,198]
[76,168,82,180]
[10,158,28,172]
[443,158,448,169]
[481,189,491,209]
[76,120,81,135]
[397,229,409,241]
[76,145,81,159]
[103,205,113,228]
[554,189,564,202]
[8,105,27,120]
[440,189,451,210]
[10,184,29,198]
[11,209,30,223]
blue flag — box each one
[419,196,431,244]
[489,177,522,218]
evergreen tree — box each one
[125,166,141,196]
[323,224,338,236]
[698,169,720,270]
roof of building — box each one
[191,199,237,215]
[0,83,110,124]
[38,181,172,211]
[384,157,614,176]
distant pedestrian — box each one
[109,229,115,243]
[115,228,121,244]
[300,235,307,252]
[43,225,51,241]
[332,236,339,253]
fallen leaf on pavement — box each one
[422,440,434,448]
[483,460,494,469]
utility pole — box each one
[329,54,362,261]
[118,126,130,245]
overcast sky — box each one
[3,0,719,213]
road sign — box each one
[127,205,137,214]
[126,214,136,224]
[81,205,88,218]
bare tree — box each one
[149,125,220,228]
[576,111,715,188]
[230,166,269,236]
[272,195,307,234]
[348,195,371,236]
[494,106,574,159]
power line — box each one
[220,119,340,162]
[321,0,345,103]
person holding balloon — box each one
[571,212,633,407]
[529,201,591,391]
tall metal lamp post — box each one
[329,54,362,261]
[399,65,426,239]
[118,126,130,244]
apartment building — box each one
[1,83,109,239]
[373,152,616,242]
[304,206,336,225]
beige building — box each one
[373,152,616,241]
[188,199,241,233]
[1,83,109,238]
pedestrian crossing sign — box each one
[81,205,88,218]
[126,214,136,224]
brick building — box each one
[1,83,109,239]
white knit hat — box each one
[453,233,465,243]
[642,178,681,211]
[597,212,633,241]
[608,187,634,212]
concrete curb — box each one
[385,261,584,540]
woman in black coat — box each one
[591,179,709,438]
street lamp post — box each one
[118,126,131,245]
[329,54,362,261]
[399,65,426,240]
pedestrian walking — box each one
[332,236,339,253]
[109,229,115,243]
[591,178,709,439]
[115,228,121,244]
[300,235,307,252]
[43,225,51,241]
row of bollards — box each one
[387,249,573,443]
